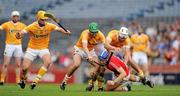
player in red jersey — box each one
[89,48,154,91]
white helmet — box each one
[11,11,20,17]
[118,27,129,39]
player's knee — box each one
[16,64,20,68]
[16,63,21,68]
[107,80,115,86]
[3,63,8,68]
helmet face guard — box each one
[118,27,129,40]
[118,33,128,39]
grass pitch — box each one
[0,84,180,96]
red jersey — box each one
[107,55,129,77]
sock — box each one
[97,80,103,88]
[15,68,20,83]
[16,77,20,83]
[88,79,94,86]
[63,74,71,84]
[33,67,47,84]
[22,69,28,80]
[0,73,5,82]
[97,73,104,88]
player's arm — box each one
[99,32,106,45]
[55,26,71,35]
[16,29,27,39]
[123,46,131,64]
[82,40,91,58]
[81,33,91,59]
[105,36,116,50]
[0,23,6,30]
[144,35,150,52]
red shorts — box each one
[107,55,129,77]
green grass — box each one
[0,84,180,96]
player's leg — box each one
[105,67,126,91]
[105,80,120,91]
[129,74,154,88]
[97,66,105,91]
[108,81,131,92]
[140,52,149,77]
[60,53,82,90]
[86,62,99,91]
[0,44,14,85]
[128,58,144,77]
[18,49,35,89]
[14,57,21,84]
[14,45,23,84]
[132,52,146,77]
[91,54,105,91]
[18,58,32,89]
[86,51,103,91]
[0,56,11,85]
[30,49,51,90]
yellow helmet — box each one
[36,10,48,20]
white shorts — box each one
[4,44,23,57]
[132,52,148,65]
[74,46,97,59]
[24,48,50,61]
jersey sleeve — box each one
[106,30,114,41]
[0,26,2,30]
[0,22,7,30]
[130,35,135,43]
[146,35,149,42]
[99,31,105,44]
[81,31,88,43]
[125,37,131,48]
[106,31,114,39]
[49,23,58,31]
[24,24,33,33]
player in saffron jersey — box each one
[130,28,150,77]
[85,27,144,91]
[0,11,26,85]
[60,22,106,91]
[16,10,71,89]
[96,49,154,91]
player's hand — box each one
[65,30,71,35]
[87,54,94,62]
[15,32,22,39]
[87,56,93,62]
